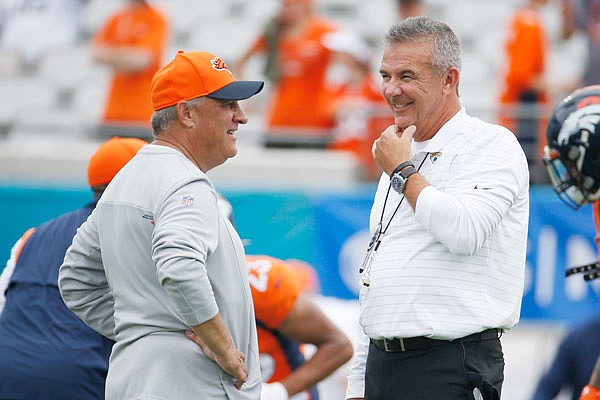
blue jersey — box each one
[0,199,114,400]
[532,315,600,400]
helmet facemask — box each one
[544,104,600,209]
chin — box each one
[394,116,412,129]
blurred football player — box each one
[542,85,600,400]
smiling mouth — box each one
[392,102,412,112]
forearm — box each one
[185,314,248,389]
[414,185,509,255]
[191,313,234,357]
[93,46,153,72]
[561,0,577,40]
[281,336,353,397]
[402,172,430,210]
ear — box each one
[442,66,460,95]
[176,101,194,128]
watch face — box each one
[391,174,405,193]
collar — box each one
[411,108,467,155]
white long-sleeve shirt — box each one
[346,108,530,398]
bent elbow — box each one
[337,335,354,365]
[444,235,484,256]
[443,215,489,256]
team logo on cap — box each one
[211,57,232,74]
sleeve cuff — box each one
[345,376,365,399]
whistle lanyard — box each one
[360,153,429,274]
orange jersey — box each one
[327,76,392,180]
[246,255,318,399]
[246,255,301,381]
[498,7,549,155]
[499,8,547,103]
[252,16,338,131]
[93,3,168,124]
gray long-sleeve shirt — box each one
[59,144,260,400]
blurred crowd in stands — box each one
[0,0,597,184]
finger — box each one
[381,124,399,138]
[185,330,201,345]
[235,378,244,390]
[184,330,195,338]
[402,125,416,139]
[234,370,248,390]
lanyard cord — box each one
[378,152,429,236]
[359,152,430,275]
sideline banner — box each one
[309,186,599,323]
[1,185,597,322]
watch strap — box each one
[391,161,415,177]
[400,166,418,180]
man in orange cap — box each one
[59,51,264,399]
[0,137,146,400]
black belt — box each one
[372,328,501,352]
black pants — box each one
[365,334,504,400]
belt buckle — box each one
[384,338,405,352]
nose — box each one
[382,79,402,100]
[233,102,248,124]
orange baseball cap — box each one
[151,51,264,111]
[87,137,147,187]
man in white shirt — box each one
[346,16,530,400]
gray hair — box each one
[385,16,461,76]
[151,97,205,134]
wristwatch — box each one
[391,164,418,194]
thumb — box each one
[401,125,416,140]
